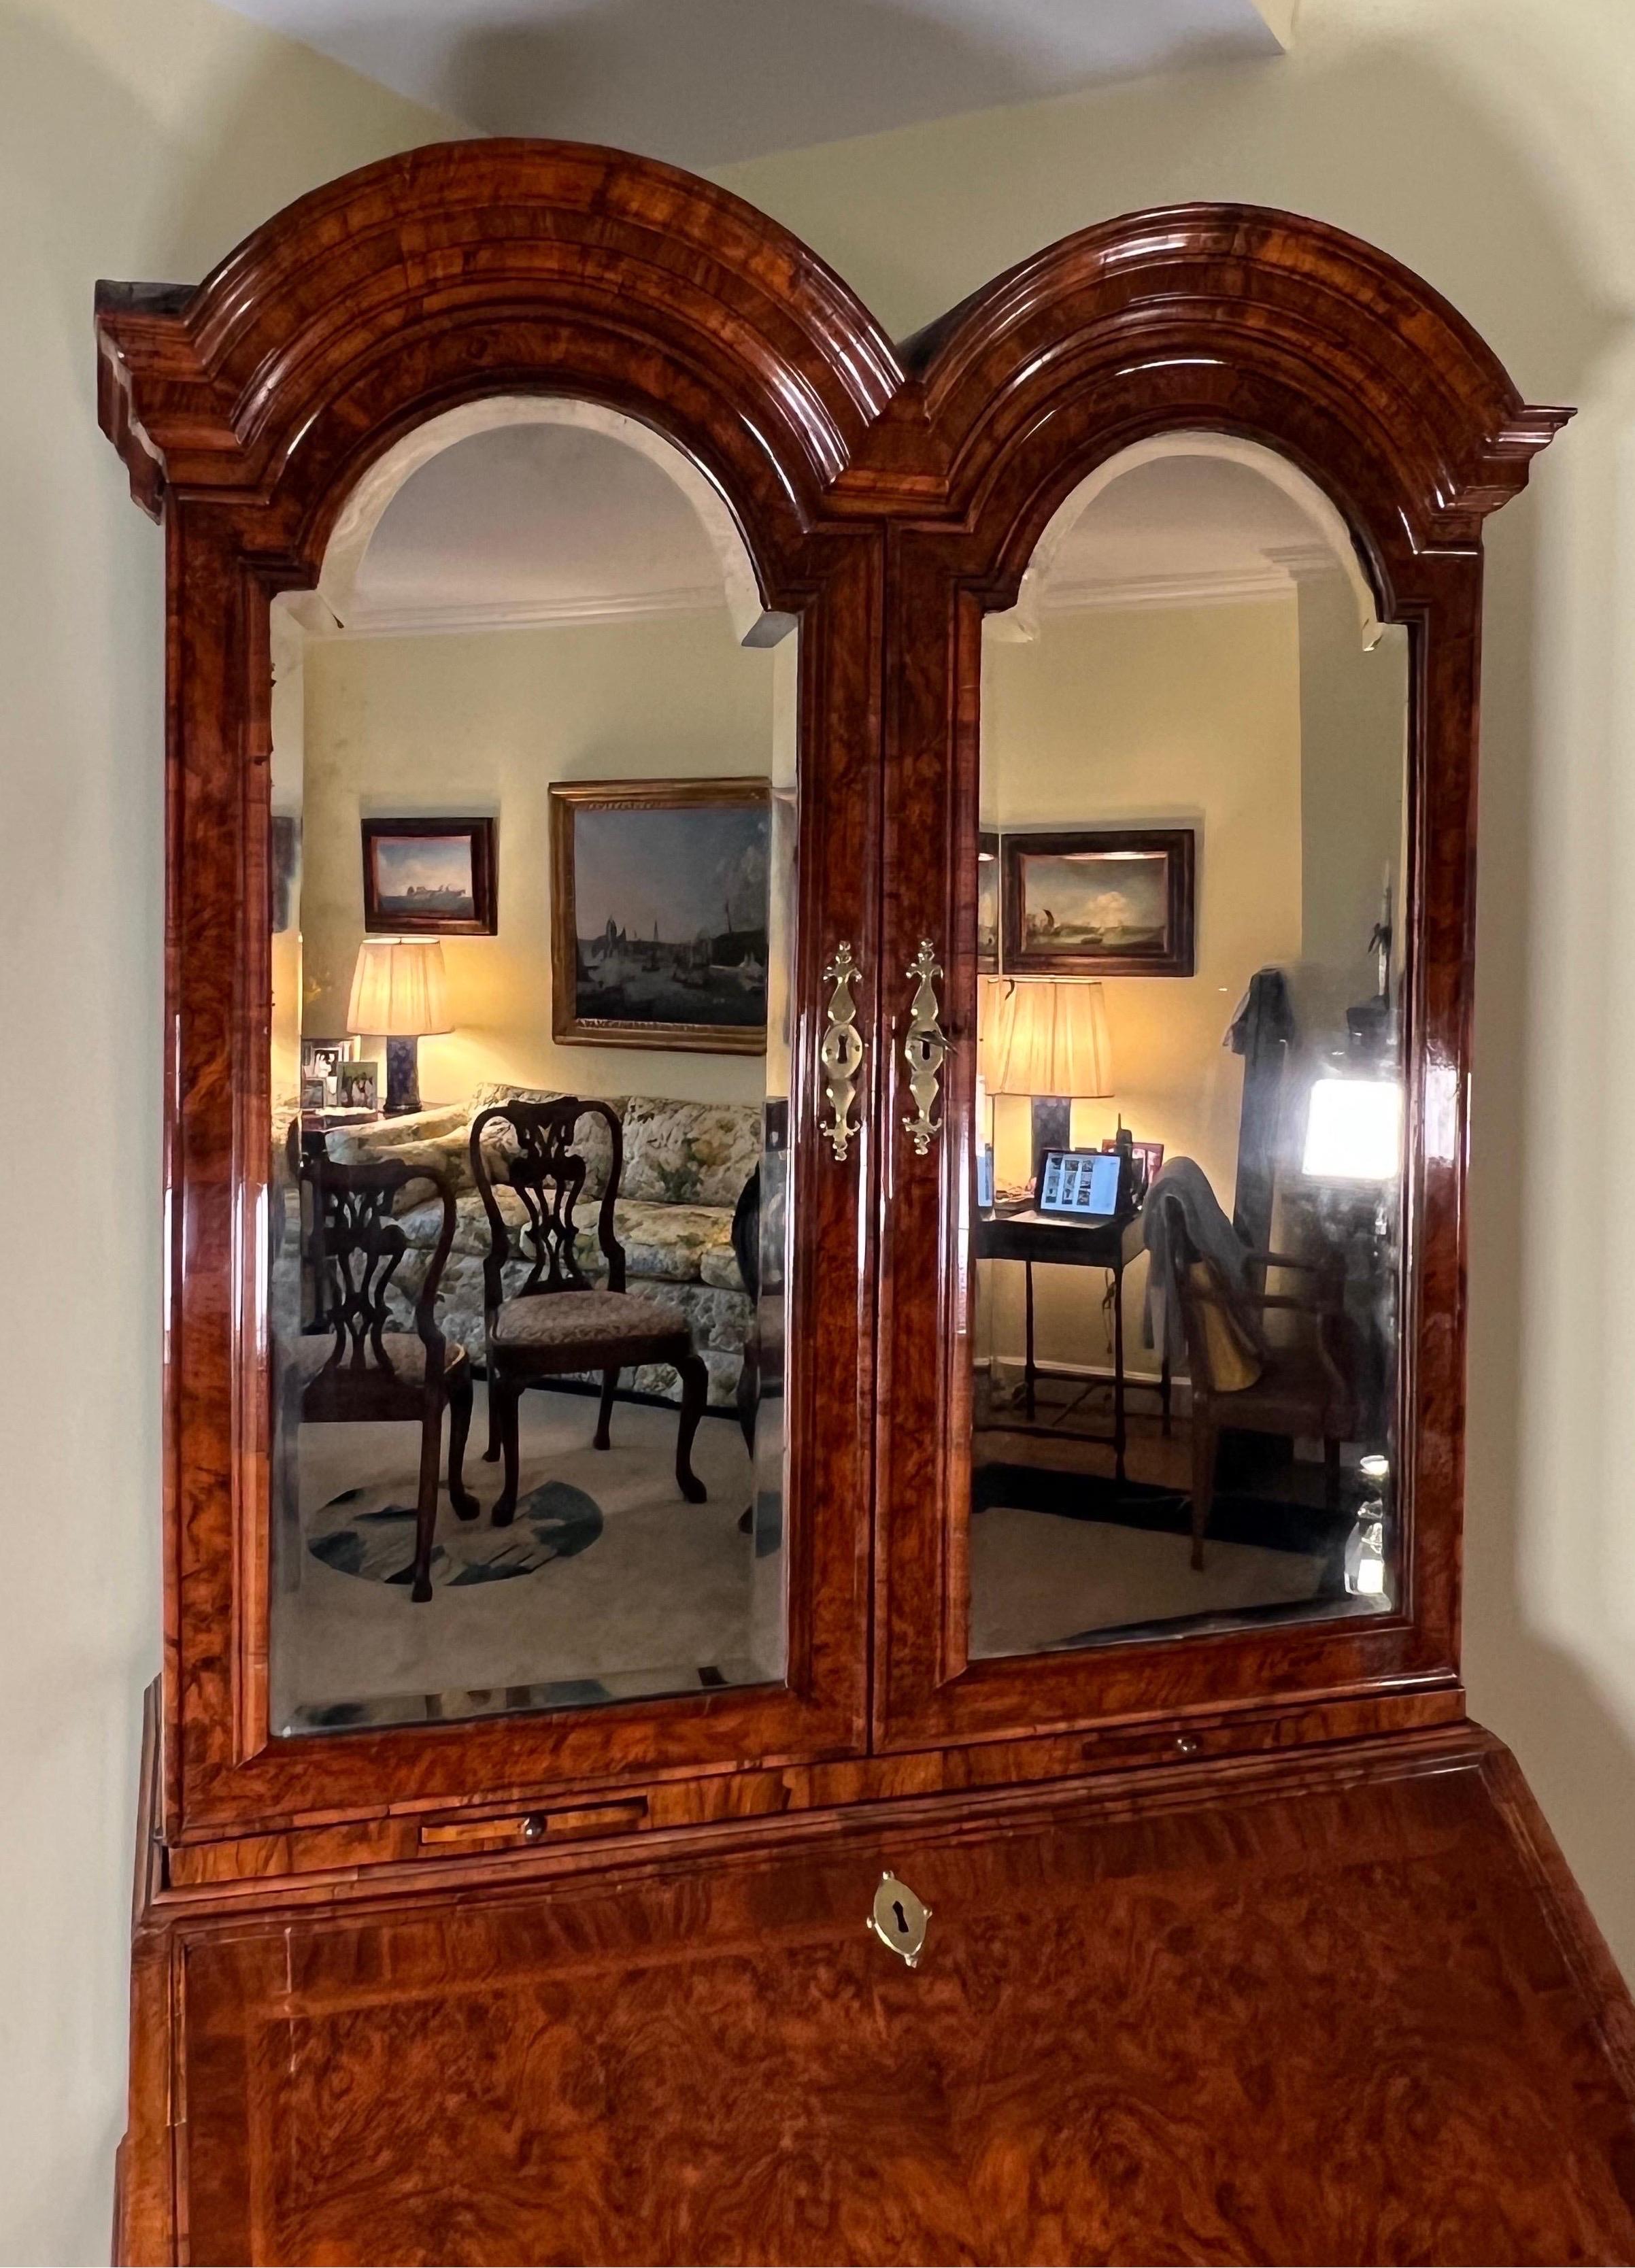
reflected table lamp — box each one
[347,937,452,1116]
[985,978,1113,1194]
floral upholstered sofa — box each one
[324,1085,760,1407]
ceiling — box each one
[345,423,728,634]
[336,423,1345,639]
[216,0,1293,170]
[1039,454,1336,612]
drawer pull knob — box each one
[868,1871,931,1967]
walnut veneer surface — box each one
[95,139,1635,2267]
[121,1718,1635,2267]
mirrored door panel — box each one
[267,406,793,1735]
[968,440,1409,1661]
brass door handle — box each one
[820,942,864,1163]
[900,939,948,1156]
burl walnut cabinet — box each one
[97,141,1635,2265]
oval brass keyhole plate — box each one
[868,1872,932,1967]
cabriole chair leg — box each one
[447,1368,480,1521]
[594,1366,619,1451]
[409,1398,443,1602]
[492,1376,523,1528]
[675,1353,709,1504]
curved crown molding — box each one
[94,139,904,548]
[894,203,1570,569]
[96,162,1567,600]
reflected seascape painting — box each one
[361,816,497,935]
[551,780,771,1052]
[1002,828,1195,977]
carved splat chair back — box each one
[286,1121,458,1385]
[469,1098,626,1312]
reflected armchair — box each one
[1151,1187,1362,1570]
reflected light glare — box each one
[1302,1077,1402,1183]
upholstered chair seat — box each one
[283,1332,469,1383]
[490,1289,691,1364]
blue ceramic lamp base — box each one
[384,1036,422,1116]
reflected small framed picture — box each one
[1101,1136,1165,1202]
[362,817,497,936]
[1003,828,1195,977]
[977,830,1000,974]
[337,1061,379,1112]
[300,1077,327,1113]
[270,813,301,935]
[301,1038,352,1091]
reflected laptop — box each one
[1035,1147,1123,1222]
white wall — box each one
[0,5,460,2258]
[718,0,1635,1976]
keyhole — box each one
[892,1900,909,1935]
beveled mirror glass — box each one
[968,437,1409,1658]
[267,403,792,1734]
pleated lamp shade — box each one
[984,979,1113,1100]
[346,938,452,1038]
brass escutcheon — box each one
[820,941,864,1162]
[867,1871,932,1967]
[900,940,948,1156]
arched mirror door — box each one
[871,207,1565,1756]
[101,146,891,1839]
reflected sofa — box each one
[325,1085,759,1407]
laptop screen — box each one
[1037,1149,1122,1218]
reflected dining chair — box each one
[469,1096,709,1524]
[284,1121,479,1602]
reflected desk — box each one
[974,1206,1168,1482]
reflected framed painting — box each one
[550,778,771,1054]
[1002,828,1196,977]
[361,816,497,936]
[977,830,1000,974]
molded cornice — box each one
[97,156,1567,595]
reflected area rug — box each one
[308,1479,603,1590]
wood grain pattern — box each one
[96,155,1571,1839]
[156,1685,1465,1890]
[129,1718,1635,2267]
[96,150,1625,2268]
[97,143,888,1842]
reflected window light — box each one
[1302,1076,1402,1183]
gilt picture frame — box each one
[1002,828,1196,978]
[550,779,771,1053]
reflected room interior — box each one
[268,404,792,1735]
[970,439,1408,1659]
